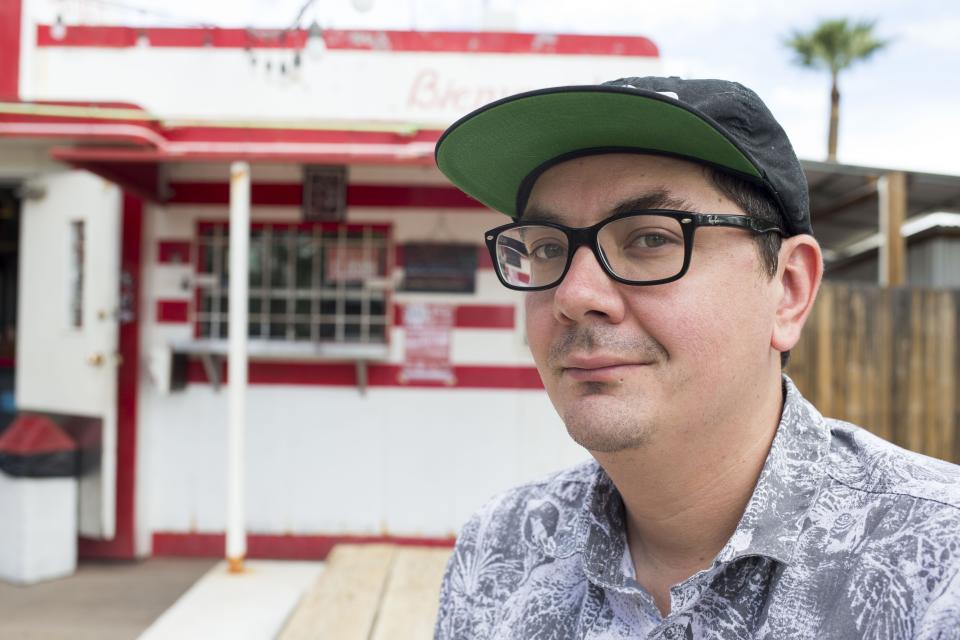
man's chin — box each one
[561,403,653,453]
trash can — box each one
[0,413,78,584]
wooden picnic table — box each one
[279,544,452,640]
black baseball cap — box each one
[434,76,812,236]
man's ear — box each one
[771,235,823,353]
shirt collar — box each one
[714,375,830,566]
[574,375,830,589]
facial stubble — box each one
[546,325,670,453]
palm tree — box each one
[786,19,889,162]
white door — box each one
[16,169,121,539]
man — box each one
[431,77,960,639]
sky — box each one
[64,0,960,176]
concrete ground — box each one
[0,558,216,640]
[140,560,323,640]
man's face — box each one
[523,154,782,454]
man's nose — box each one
[552,245,626,324]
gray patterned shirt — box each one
[434,377,960,639]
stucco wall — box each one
[135,163,589,552]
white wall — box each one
[140,384,583,538]
[136,162,590,550]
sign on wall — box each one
[401,243,477,293]
[303,165,347,221]
[400,303,455,385]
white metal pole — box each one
[226,161,250,573]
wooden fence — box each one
[786,283,959,464]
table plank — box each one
[370,547,452,640]
[278,544,396,640]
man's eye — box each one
[530,243,566,260]
[628,233,670,249]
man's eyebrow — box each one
[521,190,697,223]
[610,190,697,215]
[519,207,565,224]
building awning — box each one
[805,160,960,266]
[0,100,441,201]
[5,100,959,267]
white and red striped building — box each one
[0,0,660,560]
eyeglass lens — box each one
[494,214,686,288]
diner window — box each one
[195,222,390,344]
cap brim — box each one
[435,85,763,217]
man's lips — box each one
[559,357,653,382]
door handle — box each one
[87,353,123,367]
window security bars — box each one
[196,223,390,344]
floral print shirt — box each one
[434,377,960,639]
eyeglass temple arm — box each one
[695,214,785,236]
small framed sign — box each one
[401,243,477,293]
[303,165,347,221]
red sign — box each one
[400,303,455,384]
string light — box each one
[51,15,67,40]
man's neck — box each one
[593,374,785,609]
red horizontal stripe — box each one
[170,182,296,205]
[156,300,189,323]
[195,220,391,234]
[50,146,435,166]
[393,303,514,328]
[186,360,542,389]
[456,304,514,328]
[349,184,481,208]
[37,25,658,57]
[168,182,485,209]
[153,532,455,560]
[3,99,148,110]
[157,240,191,264]
[164,127,441,145]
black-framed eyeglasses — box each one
[484,209,784,291]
